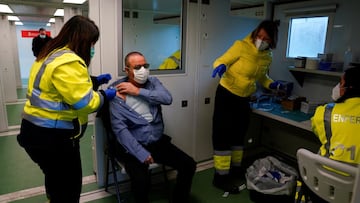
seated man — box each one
[108,51,196,203]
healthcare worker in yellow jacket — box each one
[211,20,283,193]
[17,15,116,203]
[308,66,360,203]
[313,66,360,165]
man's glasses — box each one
[132,63,150,70]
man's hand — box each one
[144,155,154,165]
[116,82,140,96]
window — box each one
[287,16,329,58]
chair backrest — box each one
[351,163,360,203]
[297,148,358,203]
[96,101,123,161]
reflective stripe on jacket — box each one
[213,34,273,97]
[23,47,104,130]
[311,98,360,164]
[158,50,181,70]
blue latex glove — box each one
[269,81,284,90]
[104,88,116,100]
[211,64,226,78]
[97,73,112,85]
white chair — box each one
[296,148,358,203]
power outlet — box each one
[205,97,210,104]
[181,100,188,107]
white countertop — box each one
[252,108,312,132]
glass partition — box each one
[122,0,185,74]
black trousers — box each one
[212,84,251,150]
[17,119,85,203]
[117,135,196,203]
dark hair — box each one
[337,66,360,102]
[39,28,45,32]
[251,20,279,49]
[37,15,99,66]
[124,51,144,67]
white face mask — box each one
[255,38,269,51]
[39,34,46,39]
[133,66,149,84]
[331,83,341,101]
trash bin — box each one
[246,156,298,203]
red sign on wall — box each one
[21,30,51,38]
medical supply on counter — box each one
[281,96,306,111]
[318,53,333,62]
[294,57,306,68]
[300,101,319,114]
[318,62,343,72]
[252,94,275,111]
[318,61,332,71]
[305,57,319,70]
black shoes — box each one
[212,173,241,194]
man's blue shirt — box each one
[108,77,172,162]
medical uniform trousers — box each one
[212,84,250,184]
[17,119,84,203]
[117,134,196,203]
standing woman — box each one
[17,15,116,203]
[211,20,282,193]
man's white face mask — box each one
[255,38,269,51]
[133,66,149,84]
[331,83,341,101]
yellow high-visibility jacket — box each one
[312,98,360,164]
[23,47,104,132]
[213,34,274,97]
[158,50,181,70]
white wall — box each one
[10,24,22,88]
[0,18,17,103]
[0,68,8,132]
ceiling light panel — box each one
[63,0,87,4]
[8,16,20,21]
[54,9,64,16]
[0,4,13,13]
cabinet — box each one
[260,115,320,161]
[288,66,342,86]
